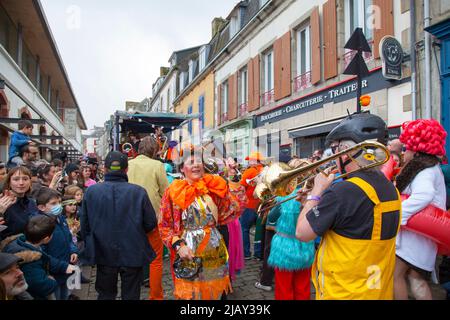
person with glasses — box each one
[296,112,401,300]
[19,145,40,168]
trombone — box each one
[256,140,390,215]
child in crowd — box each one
[1,215,76,300]
[64,186,83,218]
[62,196,80,246]
[35,187,78,300]
[8,120,35,168]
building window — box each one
[199,95,205,130]
[238,67,248,116]
[160,96,163,112]
[230,14,241,37]
[294,26,312,92]
[259,0,269,8]
[344,0,374,66]
[167,88,171,110]
[199,46,208,71]
[188,60,194,82]
[221,81,229,123]
[179,72,186,92]
[262,49,274,106]
[188,104,193,135]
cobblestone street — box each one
[74,252,447,300]
[76,255,275,300]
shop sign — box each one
[380,36,404,80]
[255,69,409,127]
[64,109,77,139]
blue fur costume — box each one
[268,189,315,271]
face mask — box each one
[49,204,63,216]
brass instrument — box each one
[256,140,390,215]
[122,143,133,154]
[204,157,220,174]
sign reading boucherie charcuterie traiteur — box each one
[64,108,77,139]
[255,68,410,127]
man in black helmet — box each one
[295,112,401,300]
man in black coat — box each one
[80,151,157,300]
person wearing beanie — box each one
[394,119,448,300]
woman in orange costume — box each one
[159,146,241,300]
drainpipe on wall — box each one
[424,0,432,119]
[410,0,417,120]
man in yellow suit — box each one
[296,113,401,300]
[128,136,169,300]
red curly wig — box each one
[400,119,447,156]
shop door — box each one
[442,38,450,156]
[442,76,450,156]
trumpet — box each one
[256,140,390,215]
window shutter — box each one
[323,0,337,80]
[251,55,260,111]
[310,6,321,85]
[281,31,292,98]
[217,85,222,126]
[373,0,394,59]
[274,37,283,101]
[228,73,238,120]
[275,31,292,101]
[247,60,254,110]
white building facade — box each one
[214,0,413,161]
[0,0,86,162]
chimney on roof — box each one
[212,17,227,38]
[160,67,170,77]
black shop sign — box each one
[255,68,409,128]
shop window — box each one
[238,67,248,116]
[295,134,327,159]
[294,25,312,92]
[344,0,374,67]
[261,48,274,106]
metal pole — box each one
[114,112,120,151]
[357,74,362,113]
[356,50,363,114]
[424,0,432,118]
[410,0,417,120]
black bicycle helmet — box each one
[325,112,388,147]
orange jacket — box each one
[240,164,264,210]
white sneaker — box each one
[254,282,272,292]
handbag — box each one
[173,256,203,280]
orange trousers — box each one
[147,227,164,300]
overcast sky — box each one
[40,0,237,130]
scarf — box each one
[168,174,228,210]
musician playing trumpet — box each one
[295,112,401,300]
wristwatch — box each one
[172,239,186,252]
[306,195,321,202]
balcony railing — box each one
[343,40,375,69]
[294,71,312,93]
[238,103,248,117]
[261,89,275,106]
